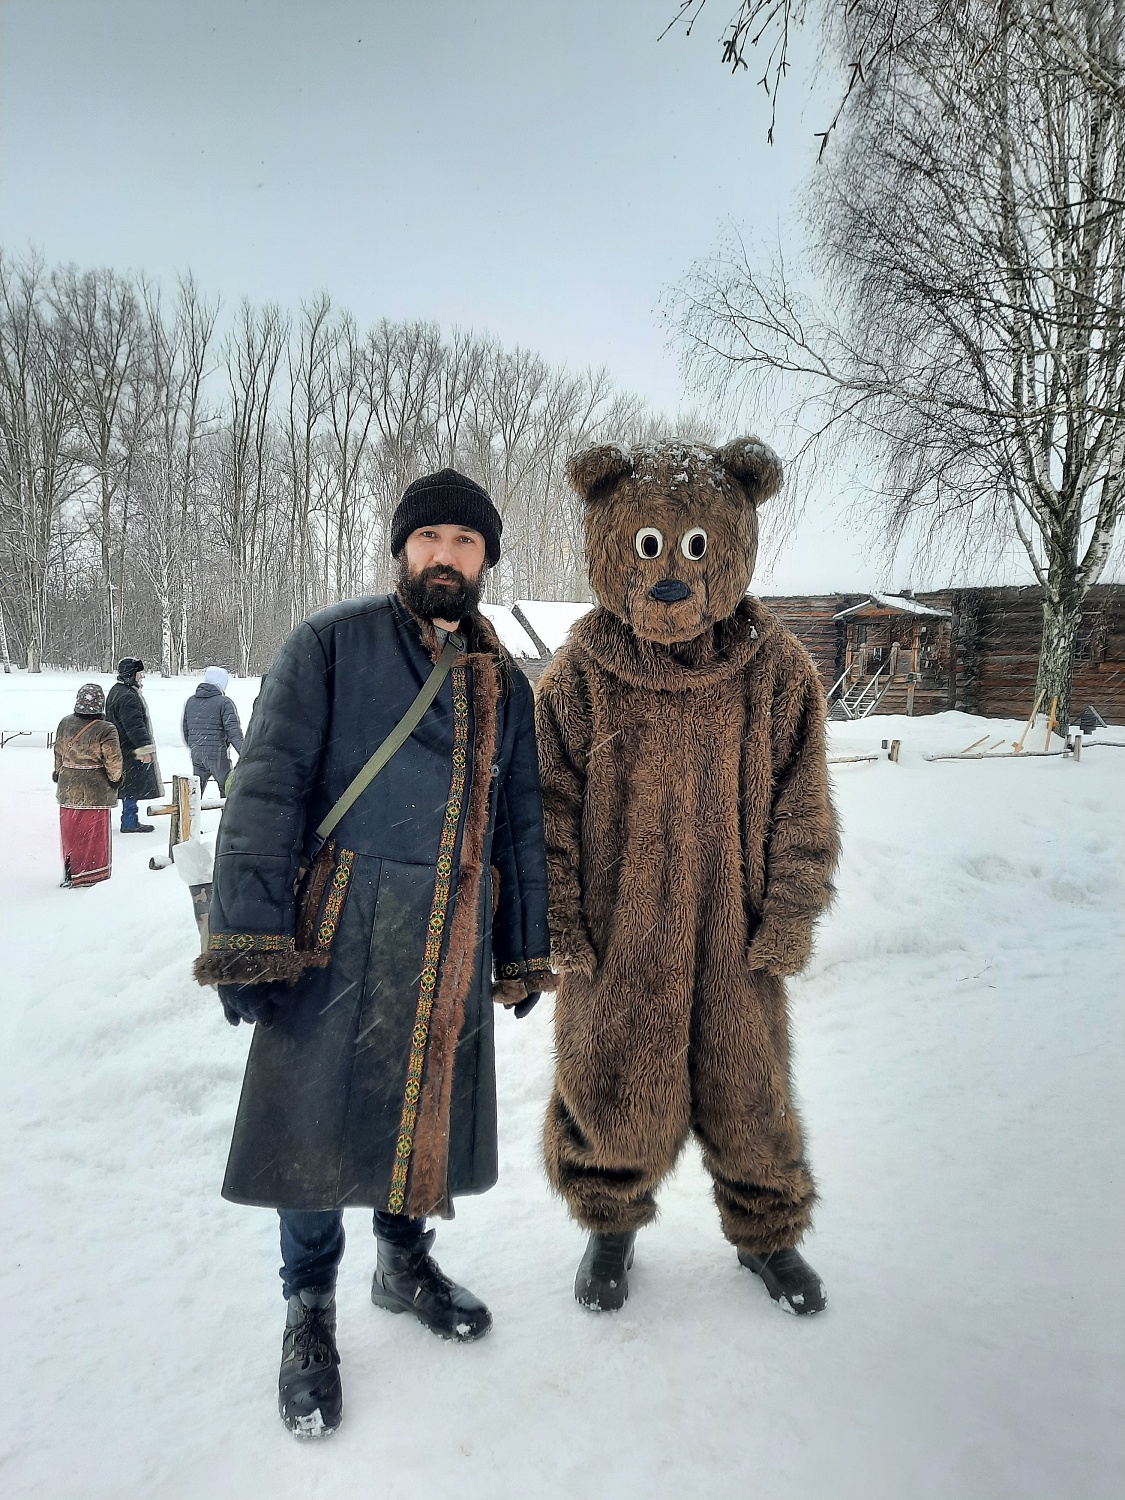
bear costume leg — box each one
[544,969,815,1249]
[690,970,817,1255]
[544,1090,689,1232]
[544,968,694,1233]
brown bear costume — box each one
[535,438,840,1313]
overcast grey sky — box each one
[2,0,825,403]
[1,0,1014,591]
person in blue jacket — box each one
[195,469,554,1438]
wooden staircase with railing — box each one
[828,663,893,720]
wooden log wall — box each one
[944,584,1125,723]
[757,595,850,688]
[516,586,1125,725]
[759,585,1125,724]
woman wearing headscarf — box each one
[53,683,124,888]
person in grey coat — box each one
[182,667,244,796]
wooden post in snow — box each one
[1013,689,1046,753]
[145,775,223,872]
[1043,695,1058,752]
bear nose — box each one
[649,579,692,604]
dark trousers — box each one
[120,797,140,829]
[279,1208,425,1300]
[191,749,231,799]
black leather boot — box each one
[574,1231,636,1311]
[738,1246,827,1315]
[370,1229,492,1342]
[278,1287,342,1438]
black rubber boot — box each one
[738,1246,827,1315]
[370,1229,492,1342]
[278,1287,342,1438]
[120,822,155,833]
[574,1231,636,1312]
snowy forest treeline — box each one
[0,251,703,675]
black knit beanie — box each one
[390,469,502,566]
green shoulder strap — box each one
[315,635,461,841]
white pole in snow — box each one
[0,599,12,673]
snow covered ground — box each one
[1,671,1122,1499]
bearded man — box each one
[196,469,553,1438]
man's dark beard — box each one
[396,558,484,622]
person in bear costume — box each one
[535,437,840,1315]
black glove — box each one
[218,981,290,1028]
[513,992,540,1019]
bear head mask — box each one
[567,438,783,645]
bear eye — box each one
[681,528,708,560]
[635,527,664,560]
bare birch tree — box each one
[284,294,332,625]
[323,312,379,600]
[51,266,145,668]
[365,320,442,579]
[0,254,82,670]
[133,277,217,674]
[425,328,488,471]
[665,1,1121,154]
[219,302,287,675]
[673,0,1125,725]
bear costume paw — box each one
[746,917,814,978]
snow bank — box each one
[0,695,1121,1499]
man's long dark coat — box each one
[105,681,162,801]
[197,595,553,1219]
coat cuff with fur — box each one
[492,972,558,1007]
[193,942,330,988]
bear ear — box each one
[716,437,784,506]
[567,444,633,503]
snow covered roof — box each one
[479,604,540,658]
[514,600,595,654]
[833,593,952,621]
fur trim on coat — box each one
[492,972,560,1007]
[192,946,331,987]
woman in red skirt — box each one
[53,683,124,888]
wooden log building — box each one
[763,583,1125,724]
[504,585,1125,724]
